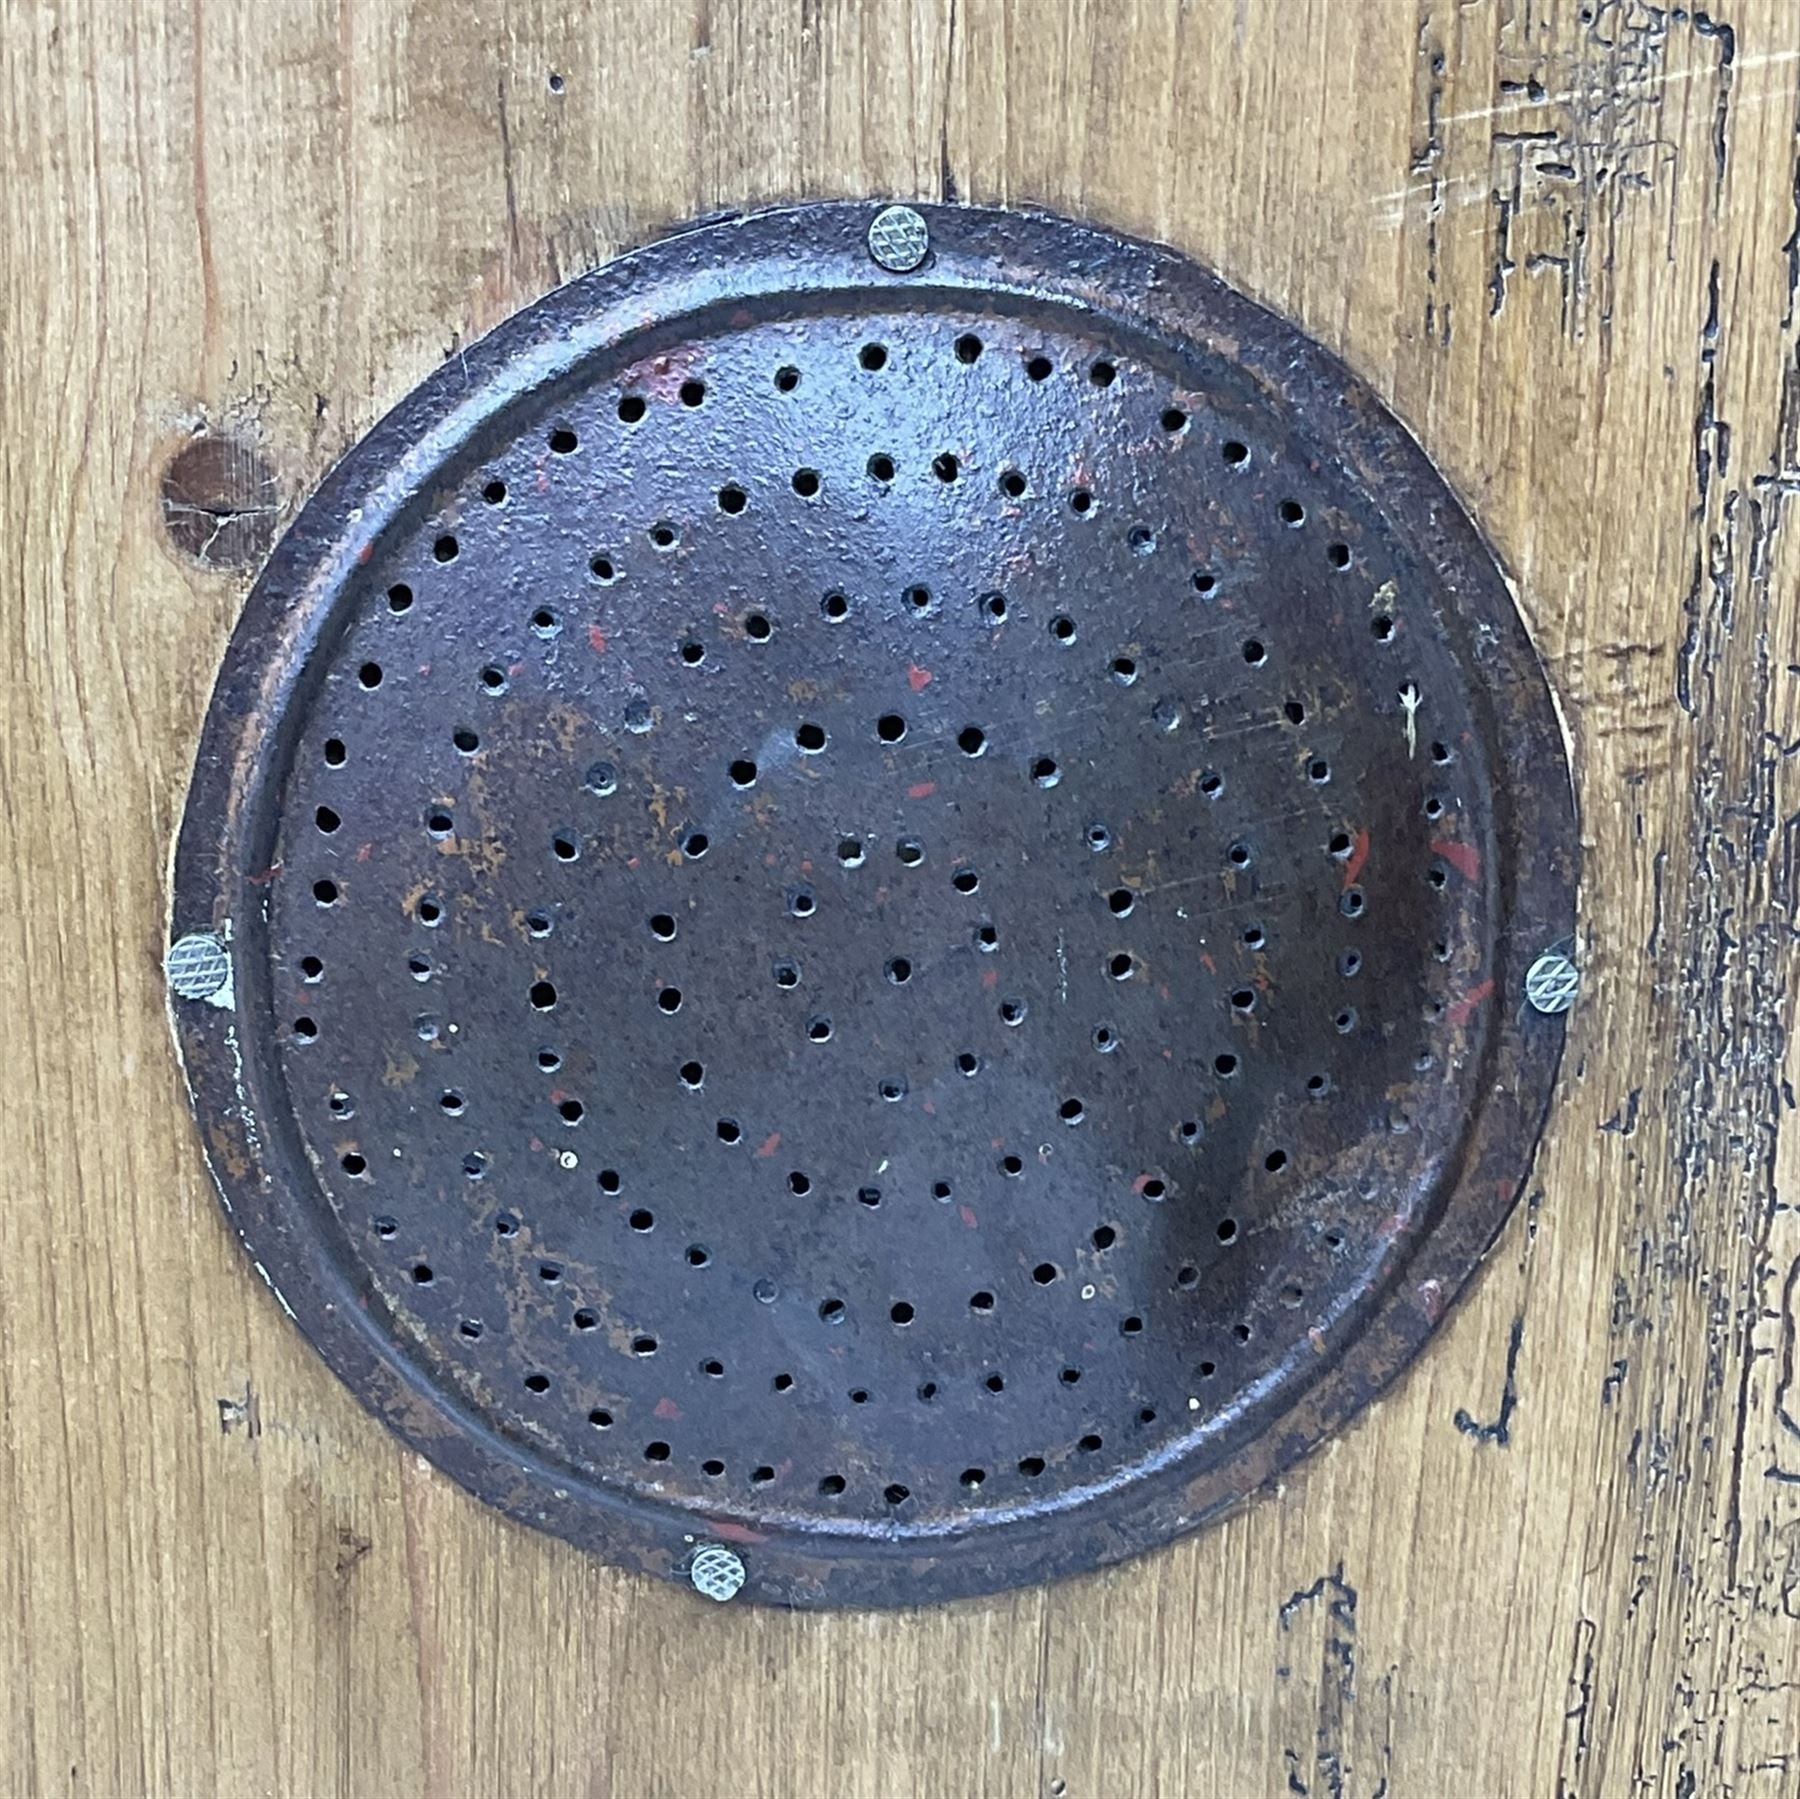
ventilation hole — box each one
[1265,1149,1290,1173]
[821,590,849,622]
[773,959,800,987]
[932,1179,953,1201]
[1340,887,1366,917]
[1327,541,1353,569]
[1120,1316,1143,1337]
[680,1061,704,1089]
[867,453,895,482]
[1000,998,1027,1026]
[1050,614,1077,643]
[897,837,924,866]
[1231,988,1257,1014]
[584,761,617,796]
[773,1371,795,1391]
[590,555,616,583]
[645,1441,671,1461]
[884,956,912,985]
[1087,822,1112,852]
[573,1308,598,1331]
[974,922,998,952]
[980,590,1008,621]
[1242,639,1266,665]
[628,1208,654,1233]
[650,522,678,550]
[1222,439,1250,466]
[312,879,340,907]
[807,1016,833,1043]
[1093,1024,1118,1053]
[1307,1072,1331,1097]
[1176,1264,1199,1289]
[774,365,800,393]
[970,1290,995,1313]
[358,661,383,689]
[836,836,864,868]
[1278,497,1305,526]
[1125,526,1154,556]
[1031,755,1060,787]
[1309,758,1332,784]
[795,721,826,753]
[291,1016,318,1042]
[718,483,748,514]
[409,1261,432,1283]
[537,1049,562,1072]
[1108,952,1136,981]
[1059,1098,1085,1125]
[890,1301,915,1326]
[985,1373,1006,1393]
[433,534,458,562]
[792,466,821,497]
[744,611,771,641]
[1336,1007,1358,1033]
[819,1473,846,1496]
[386,582,413,613]
[1191,569,1218,596]
[1025,353,1053,381]
[1069,487,1093,514]
[1161,406,1189,433]
[818,1297,845,1324]
[951,868,979,894]
[323,738,347,766]
[932,452,960,484]
[999,469,1027,498]
[960,1467,986,1489]
[1092,1224,1117,1250]
[999,1153,1023,1177]
[617,392,646,422]
[879,1077,906,1103]
[905,583,933,614]
[479,664,508,692]
[1338,949,1363,978]
[716,1118,741,1144]
[955,1051,981,1078]
[1032,1262,1059,1286]
[1019,1455,1046,1477]
[1217,1217,1238,1243]
[752,1465,775,1483]
[529,980,557,1010]
[549,427,578,455]
[682,831,709,859]
[679,379,706,407]
[1140,1176,1167,1201]
[1372,615,1394,642]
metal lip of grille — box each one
[169,200,1577,1609]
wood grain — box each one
[5,0,1799,1792]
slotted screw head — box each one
[1524,951,1580,1015]
[868,205,929,273]
[166,931,230,1001]
[689,1542,746,1601]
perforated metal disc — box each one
[170,202,1577,1607]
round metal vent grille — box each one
[170,202,1576,1607]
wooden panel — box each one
[4,0,1798,1792]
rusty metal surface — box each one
[169,201,1577,1608]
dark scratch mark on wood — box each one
[1454,1314,1524,1445]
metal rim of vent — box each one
[169,201,1577,1609]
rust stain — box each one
[908,781,937,799]
[588,624,608,654]
[908,662,933,692]
[755,1132,782,1158]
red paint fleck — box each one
[1131,1172,1154,1195]
[356,543,373,564]
[626,856,640,870]
[528,1137,544,1153]
[357,842,374,862]
[1159,983,1172,1001]
[991,1137,1006,1151]
[1342,827,1371,889]
[907,663,933,692]
[908,781,937,800]
[705,1517,766,1545]
[921,1099,936,1116]
[1446,977,1496,1027]
[959,1206,979,1229]
[800,859,814,874]
[982,968,999,988]
[587,624,608,654]
[1200,952,1217,975]
[755,1132,782,1158]
[653,1397,681,1421]
[1431,837,1481,882]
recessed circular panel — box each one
[170,202,1576,1607]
